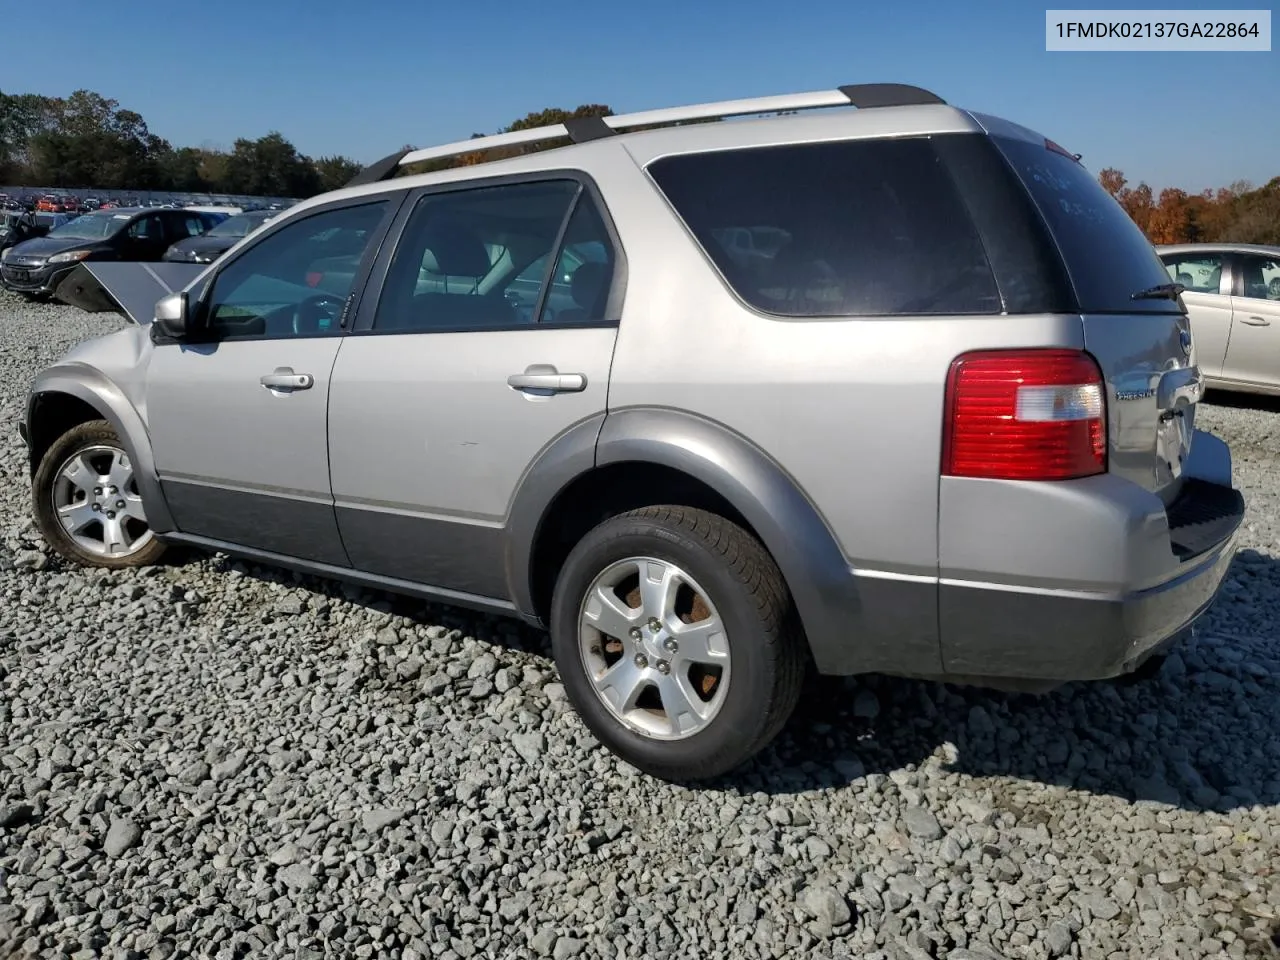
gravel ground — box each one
[1,291,1278,960]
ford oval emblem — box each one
[1179,328,1192,357]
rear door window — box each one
[1236,254,1280,302]
[646,137,1002,318]
[372,179,581,332]
[993,137,1179,315]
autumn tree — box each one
[1144,188,1192,244]
[1098,167,1126,197]
[1117,182,1155,235]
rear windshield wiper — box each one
[1131,282,1185,301]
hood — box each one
[55,261,206,325]
[165,233,238,261]
[7,235,100,259]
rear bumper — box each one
[937,430,1243,682]
[940,517,1237,681]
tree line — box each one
[3,87,1276,242]
[1098,168,1280,246]
[0,89,364,197]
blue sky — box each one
[3,0,1275,191]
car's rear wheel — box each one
[550,506,805,781]
[32,420,166,569]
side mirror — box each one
[153,291,190,339]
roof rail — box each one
[345,83,945,187]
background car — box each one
[17,212,73,238]
[161,209,275,264]
[1,207,221,301]
[1158,243,1280,395]
[0,211,39,254]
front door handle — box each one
[1239,315,1271,327]
[260,367,314,391]
[507,366,587,393]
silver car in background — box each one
[1158,243,1280,396]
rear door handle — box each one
[507,367,587,393]
[260,367,314,391]
[1239,315,1271,327]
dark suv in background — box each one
[0,207,221,301]
[162,209,278,264]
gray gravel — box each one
[1,290,1279,960]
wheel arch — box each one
[26,364,175,533]
[505,407,864,674]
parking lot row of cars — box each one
[0,190,295,216]
[0,206,279,301]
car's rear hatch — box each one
[980,124,1202,505]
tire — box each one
[32,419,167,569]
[549,505,805,781]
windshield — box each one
[48,213,128,241]
[207,214,267,238]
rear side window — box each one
[993,137,1179,315]
[647,138,1002,318]
[373,180,581,332]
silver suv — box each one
[21,83,1245,781]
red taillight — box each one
[942,349,1106,481]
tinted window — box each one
[373,180,579,332]
[203,200,388,340]
[208,213,271,238]
[1160,253,1226,295]
[1237,254,1280,302]
[530,198,615,324]
[647,138,1000,317]
[165,214,209,241]
[994,137,1178,314]
[127,215,162,241]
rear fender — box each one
[507,406,942,675]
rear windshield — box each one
[992,137,1180,315]
[647,137,1003,318]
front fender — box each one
[27,362,175,534]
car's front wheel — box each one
[550,506,805,781]
[32,419,167,569]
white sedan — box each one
[1157,242,1280,395]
